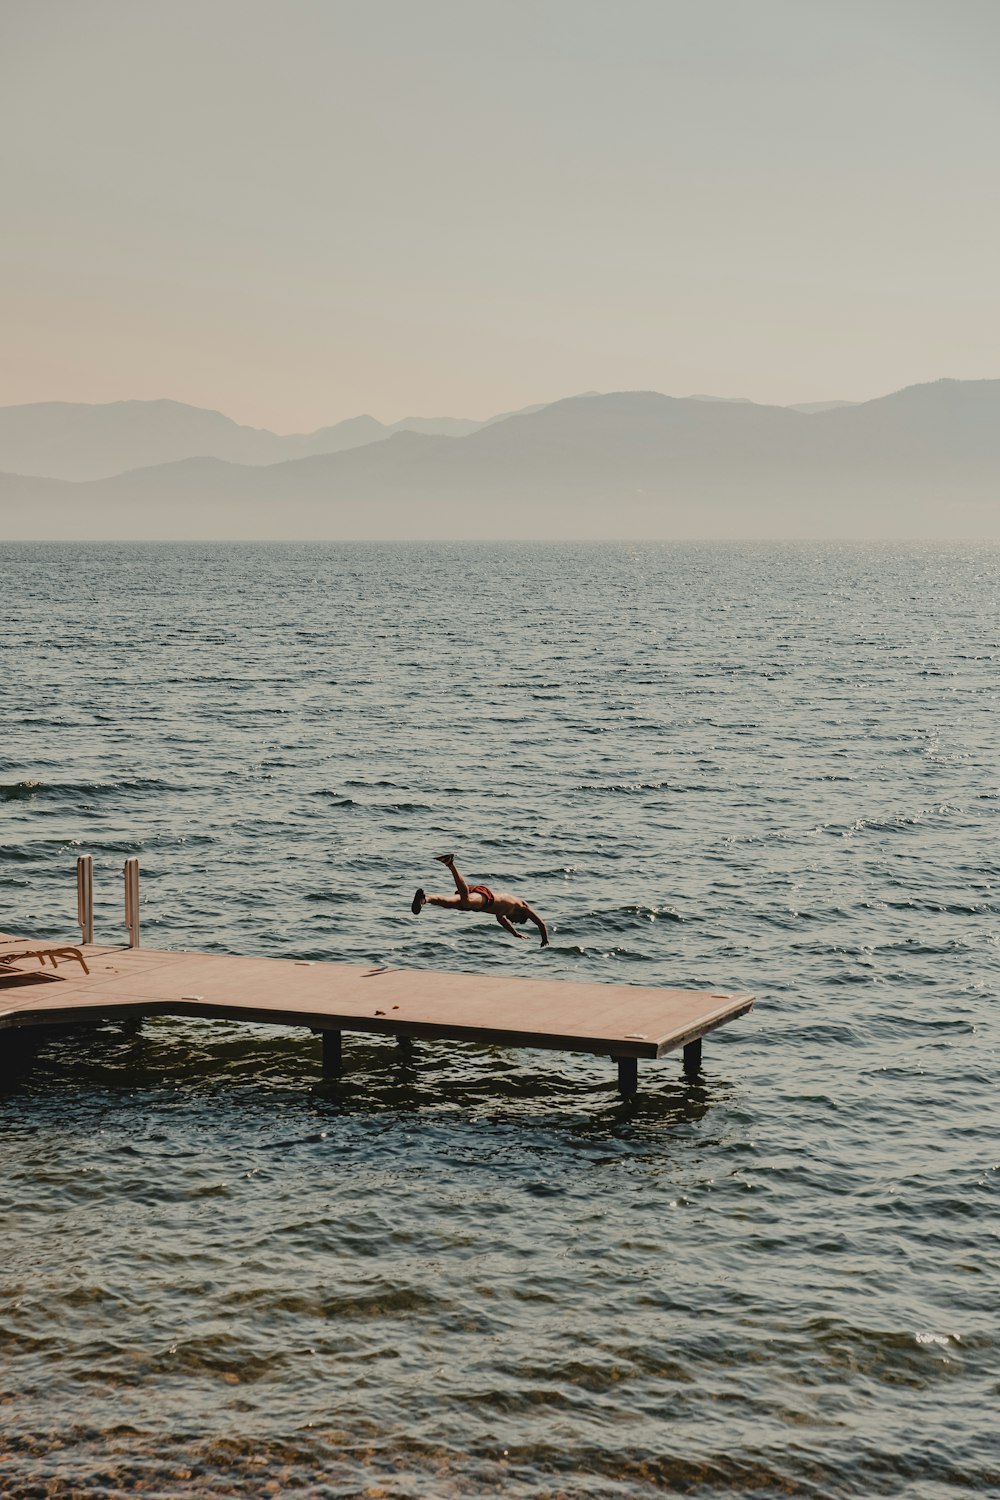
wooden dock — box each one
[0,934,752,1096]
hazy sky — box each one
[2,0,998,429]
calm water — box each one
[1,542,998,1500]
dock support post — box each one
[616,1056,638,1098]
[76,855,94,945]
[683,1038,702,1078]
[0,1025,45,1084]
[321,1030,342,1079]
[124,858,140,948]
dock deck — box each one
[0,935,753,1095]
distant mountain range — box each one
[0,398,553,482]
[0,379,997,540]
[0,392,840,482]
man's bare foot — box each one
[411,888,425,914]
[434,853,454,865]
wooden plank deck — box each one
[0,935,753,1095]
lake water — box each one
[1,542,998,1499]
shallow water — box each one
[1,542,998,1499]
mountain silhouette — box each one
[0,399,538,481]
[1,379,997,540]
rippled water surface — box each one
[1,542,998,1499]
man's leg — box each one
[412,889,464,914]
[435,854,470,901]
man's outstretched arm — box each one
[496,914,529,940]
[523,906,549,946]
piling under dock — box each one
[0,935,753,1096]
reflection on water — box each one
[2,541,999,1498]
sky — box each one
[2,0,998,431]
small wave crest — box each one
[1,776,175,802]
[0,780,42,801]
